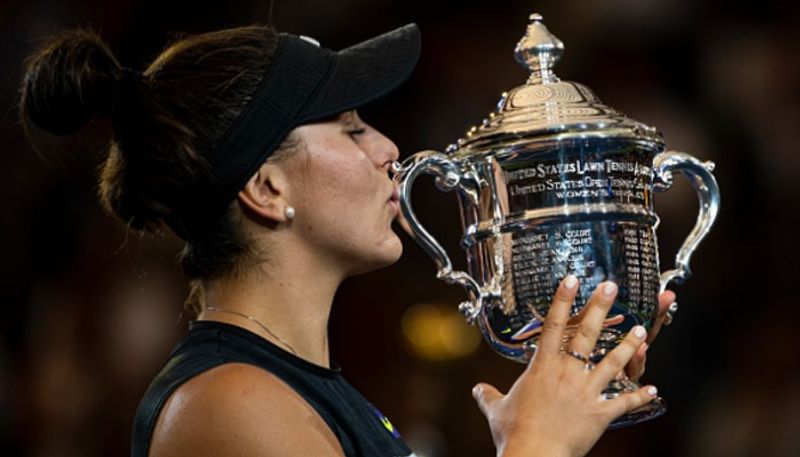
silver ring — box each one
[566,349,590,364]
[664,301,678,326]
[566,349,595,370]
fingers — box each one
[569,282,618,356]
[589,325,648,391]
[537,275,579,355]
[647,290,676,344]
[625,342,648,382]
[602,385,659,420]
[472,383,503,418]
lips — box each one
[387,184,400,214]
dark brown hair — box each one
[19,25,287,314]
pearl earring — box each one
[284,206,296,220]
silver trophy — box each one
[396,13,720,427]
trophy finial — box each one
[515,13,564,84]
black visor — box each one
[167,24,421,240]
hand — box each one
[471,276,658,457]
[625,289,677,382]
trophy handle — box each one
[653,151,721,323]
[396,150,486,324]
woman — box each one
[20,22,674,457]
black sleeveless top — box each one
[131,320,414,457]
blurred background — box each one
[1,0,798,456]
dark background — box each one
[1,0,798,456]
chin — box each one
[373,234,404,267]
[383,236,404,264]
[349,235,403,276]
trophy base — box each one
[603,378,667,429]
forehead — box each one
[337,110,360,123]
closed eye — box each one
[348,128,366,137]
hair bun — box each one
[20,28,122,135]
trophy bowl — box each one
[396,13,720,428]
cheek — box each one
[300,148,377,225]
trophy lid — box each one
[450,14,663,155]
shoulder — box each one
[149,362,345,457]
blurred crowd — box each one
[1,0,798,456]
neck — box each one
[198,244,344,368]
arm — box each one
[472,277,658,457]
[149,363,345,457]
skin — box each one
[473,277,669,457]
[149,110,676,457]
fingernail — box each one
[633,326,646,339]
[472,385,482,398]
[564,275,578,290]
[647,386,658,397]
[603,282,617,296]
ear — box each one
[237,162,293,224]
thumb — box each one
[472,382,503,417]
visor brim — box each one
[299,23,421,123]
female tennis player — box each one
[20,22,675,457]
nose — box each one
[373,128,400,169]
